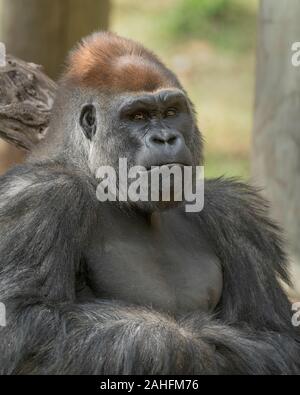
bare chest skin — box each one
[82,205,223,316]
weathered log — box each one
[0,48,56,151]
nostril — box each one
[168,136,178,145]
[150,133,179,146]
[152,137,165,145]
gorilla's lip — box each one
[139,163,190,173]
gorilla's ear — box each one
[80,105,97,140]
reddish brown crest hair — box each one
[65,32,180,93]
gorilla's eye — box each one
[131,111,147,121]
[80,105,96,140]
[165,108,177,118]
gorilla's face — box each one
[114,89,194,169]
[79,88,200,211]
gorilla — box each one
[0,32,299,375]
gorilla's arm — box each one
[201,178,293,328]
[192,178,300,372]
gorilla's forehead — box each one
[65,31,179,93]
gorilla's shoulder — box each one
[0,161,97,208]
[204,177,269,214]
[201,177,283,251]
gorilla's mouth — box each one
[140,163,189,173]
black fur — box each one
[0,164,299,374]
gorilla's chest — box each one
[83,208,223,315]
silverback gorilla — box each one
[0,32,299,374]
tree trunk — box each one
[253,0,300,292]
[0,0,110,78]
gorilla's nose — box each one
[140,130,192,168]
[147,131,182,149]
